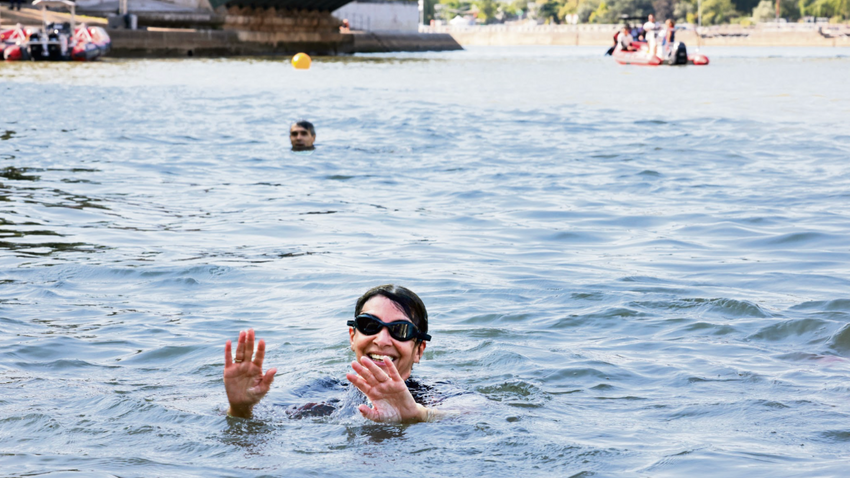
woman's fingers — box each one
[230,329,259,364]
[234,330,246,362]
[264,368,277,385]
[346,372,370,394]
[244,329,255,362]
[359,356,390,383]
[249,367,277,396]
[350,359,377,384]
[224,340,233,367]
[358,404,378,421]
[254,339,266,367]
[227,330,267,369]
[383,356,402,381]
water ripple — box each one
[1,48,849,477]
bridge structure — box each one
[71,0,461,57]
[206,0,354,11]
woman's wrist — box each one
[415,404,432,423]
[227,403,254,419]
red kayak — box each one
[613,41,709,66]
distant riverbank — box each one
[422,23,850,47]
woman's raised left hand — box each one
[346,356,427,423]
[224,329,277,419]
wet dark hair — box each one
[354,284,428,337]
[292,120,315,137]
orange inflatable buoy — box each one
[292,53,311,70]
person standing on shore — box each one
[9,0,23,11]
[643,14,659,58]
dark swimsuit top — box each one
[281,377,449,419]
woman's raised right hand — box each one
[224,329,277,418]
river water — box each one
[2,46,849,477]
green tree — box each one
[423,0,439,23]
[558,0,581,16]
[505,0,530,17]
[803,0,847,17]
[777,0,802,19]
[588,0,609,21]
[674,0,697,22]
[654,0,675,19]
[701,0,739,23]
[438,0,471,21]
[577,0,600,22]
[537,0,564,22]
[475,0,499,22]
[606,0,654,23]
[752,0,775,20]
[731,0,761,14]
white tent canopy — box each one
[32,0,76,8]
[449,15,470,26]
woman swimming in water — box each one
[223,284,446,423]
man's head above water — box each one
[290,120,316,151]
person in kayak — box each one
[223,284,448,423]
[607,24,634,55]
[616,24,635,52]
[290,120,316,151]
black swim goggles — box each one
[347,313,431,342]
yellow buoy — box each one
[292,53,312,70]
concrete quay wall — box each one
[107,29,344,57]
[350,32,462,52]
[433,25,850,47]
[132,8,341,32]
[446,28,615,46]
[691,30,850,47]
[107,30,461,57]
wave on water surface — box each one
[1,48,850,477]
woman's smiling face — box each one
[349,295,426,380]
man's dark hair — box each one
[354,284,428,337]
[293,120,316,137]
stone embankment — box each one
[424,23,850,47]
[112,7,348,56]
[107,29,462,56]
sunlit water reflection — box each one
[2,46,850,477]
